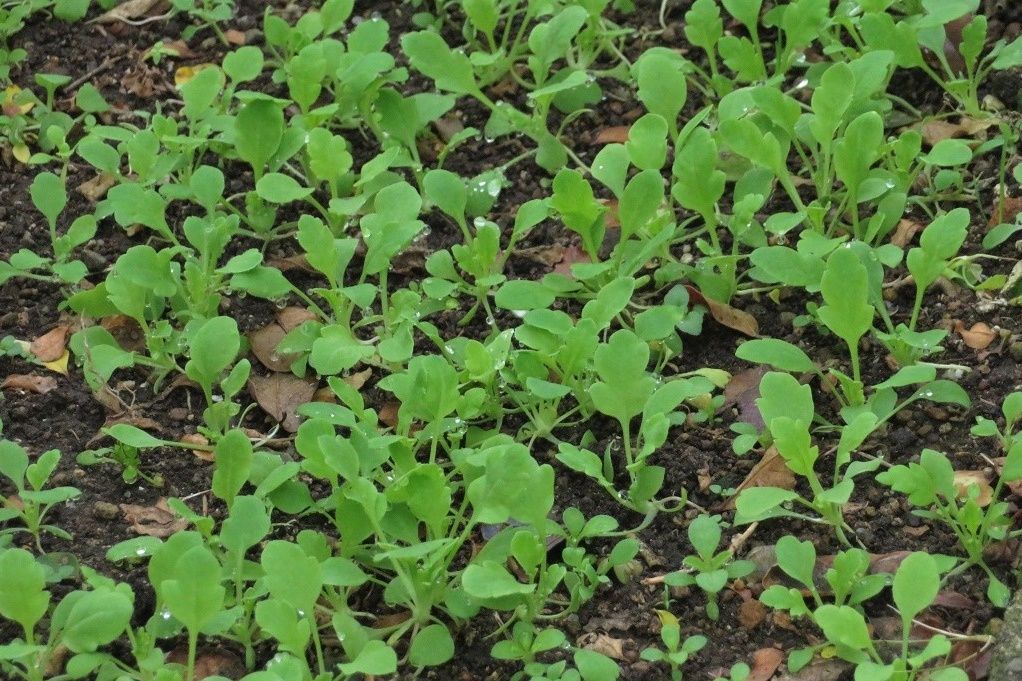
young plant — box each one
[905,208,968,330]
[662,514,755,620]
[640,611,707,681]
[0,440,80,550]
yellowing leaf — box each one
[12,144,30,163]
[174,63,216,87]
[42,350,70,375]
[654,609,679,628]
[3,85,34,114]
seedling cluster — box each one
[1,0,1021,679]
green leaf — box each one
[736,339,814,373]
[818,247,874,348]
[626,114,669,170]
[103,424,164,449]
[735,487,799,521]
[223,46,264,83]
[463,561,535,598]
[892,552,939,626]
[161,546,225,634]
[185,316,240,388]
[234,99,282,178]
[813,605,875,653]
[0,549,49,635]
[409,624,455,667]
[756,372,814,428]
[590,330,656,425]
[30,171,67,230]
[261,541,323,614]
[339,640,398,676]
[212,430,253,507]
[574,648,621,680]
[59,590,133,653]
[401,31,479,95]
[256,173,312,204]
[922,139,973,166]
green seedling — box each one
[0,440,80,550]
[662,514,755,620]
[906,209,969,330]
[0,549,133,681]
[76,442,164,487]
[818,245,875,393]
[877,447,1020,606]
[640,610,707,681]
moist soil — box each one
[1,1,1022,680]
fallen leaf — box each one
[160,39,195,58]
[91,0,165,23]
[122,64,168,99]
[42,350,70,376]
[1,374,58,394]
[247,373,318,433]
[777,659,850,681]
[738,599,766,629]
[275,306,316,332]
[933,591,975,609]
[749,647,784,681]
[102,315,146,352]
[576,632,628,661]
[77,172,117,202]
[224,29,247,45]
[344,368,373,390]
[515,244,566,267]
[373,611,412,628]
[119,498,187,537]
[379,401,400,429]
[954,321,996,350]
[953,470,993,507]
[248,323,294,372]
[166,647,245,680]
[266,254,316,273]
[989,196,1022,230]
[721,366,767,430]
[433,115,464,142]
[890,218,923,248]
[686,285,759,336]
[919,116,995,147]
[724,446,795,510]
[180,433,213,462]
[552,243,592,277]
[31,325,70,362]
[596,126,630,144]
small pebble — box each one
[93,501,119,521]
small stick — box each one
[67,55,121,93]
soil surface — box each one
[1,1,1022,680]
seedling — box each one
[640,610,707,681]
[0,440,80,550]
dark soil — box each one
[1,1,1021,680]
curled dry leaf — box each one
[224,29,247,45]
[119,498,187,538]
[91,0,166,24]
[576,632,629,661]
[595,126,630,144]
[953,470,993,507]
[180,433,213,462]
[247,373,318,433]
[1,374,58,394]
[919,116,995,147]
[344,367,373,390]
[379,401,401,429]
[686,285,759,337]
[102,315,146,353]
[77,171,117,202]
[552,243,592,278]
[721,366,767,430]
[723,446,795,510]
[30,325,70,362]
[890,218,923,248]
[749,647,784,681]
[989,195,1022,230]
[248,323,294,372]
[954,320,996,350]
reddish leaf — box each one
[247,373,318,433]
[1,374,58,394]
[248,323,294,372]
[954,321,996,350]
[30,325,70,362]
[685,286,759,336]
[596,126,630,144]
[749,647,783,681]
[119,498,187,538]
[724,446,795,510]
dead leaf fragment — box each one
[890,218,923,248]
[91,0,165,23]
[166,647,245,680]
[275,306,316,332]
[777,659,850,681]
[953,470,993,507]
[686,286,759,336]
[119,498,187,537]
[31,325,70,362]
[180,433,213,462]
[247,373,318,433]
[596,126,630,144]
[738,599,766,629]
[379,401,400,429]
[919,116,995,147]
[77,172,117,202]
[248,323,294,372]
[42,350,70,376]
[989,195,1022,230]
[576,632,628,661]
[344,368,373,390]
[725,446,795,510]
[749,647,784,681]
[954,320,996,350]
[1,374,58,394]
[224,29,247,45]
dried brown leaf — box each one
[92,0,165,23]
[596,126,630,144]
[1,374,58,394]
[749,648,784,681]
[724,446,795,510]
[224,29,247,45]
[77,172,117,202]
[180,433,213,462]
[738,599,766,629]
[247,373,318,433]
[576,632,629,661]
[344,367,373,390]
[777,659,849,681]
[379,401,400,429]
[953,470,993,507]
[30,325,70,362]
[989,195,1022,230]
[275,306,316,331]
[166,647,245,680]
[101,315,146,352]
[119,498,187,537]
[248,323,294,372]
[686,285,759,336]
[890,218,923,248]
[954,321,996,350]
